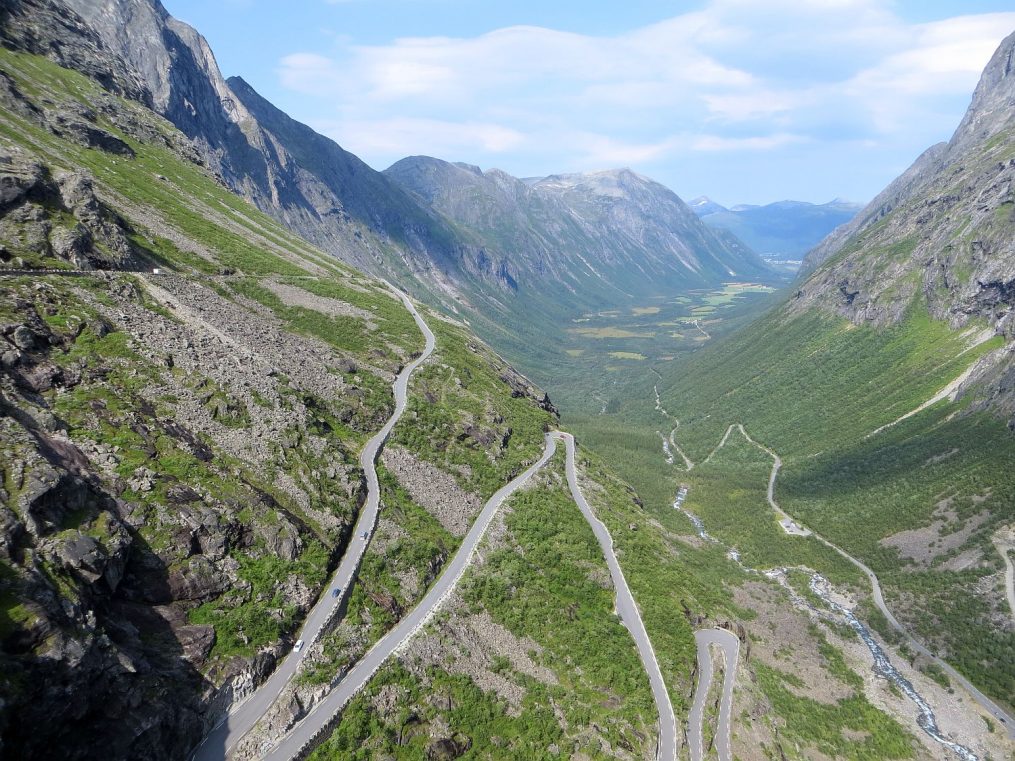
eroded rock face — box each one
[0,0,151,103]
[41,0,468,286]
[0,436,210,760]
[425,735,472,760]
[0,152,50,210]
[19,465,89,537]
[12,324,39,351]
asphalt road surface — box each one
[259,433,560,760]
[558,432,677,761]
[688,629,739,761]
[253,432,678,760]
[191,285,435,761]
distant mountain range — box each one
[689,195,863,267]
[385,158,765,293]
[3,0,1015,758]
[383,157,770,359]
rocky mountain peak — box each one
[689,196,728,216]
[385,155,772,311]
[0,0,151,104]
[541,167,648,194]
[802,28,1015,277]
[791,27,1015,425]
[453,162,483,176]
[61,0,254,137]
[951,29,1015,152]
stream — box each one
[674,497,979,761]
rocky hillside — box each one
[1,0,468,288]
[0,29,558,760]
[691,196,862,263]
[795,28,1015,421]
[651,28,1015,718]
[386,157,771,303]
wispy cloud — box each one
[690,133,807,152]
[278,1,1015,201]
[314,117,525,157]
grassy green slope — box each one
[0,46,341,277]
[659,307,1002,458]
[655,302,1015,710]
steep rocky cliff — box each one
[2,0,465,288]
[2,0,776,377]
[650,32,1015,724]
[794,29,1015,419]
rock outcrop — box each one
[17,0,468,287]
[0,239,464,757]
[2,0,779,386]
[0,147,149,269]
[0,7,562,759]
[0,0,150,103]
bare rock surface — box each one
[263,280,379,329]
[880,497,992,567]
[381,446,483,537]
[401,593,556,714]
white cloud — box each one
[690,133,807,152]
[314,117,525,159]
[848,13,1015,96]
[279,53,345,95]
[702,91,803,122]
[277,1,1015,199]
[567,133,682,166]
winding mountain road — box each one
[993,528,1015,628]
[259,433,560,760]
[688,629,739,761]
[255,432,677,760]
[702,423,1015,740]
[193,285,679,760]
[192,285,435,761]
[559,433,678,761]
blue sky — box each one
[163,0,1015,206]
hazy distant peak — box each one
[827,197,862,208]
[453,162,484,175]
[689,196,728,215]
[533,167,659,199]
[692,194,863,259]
